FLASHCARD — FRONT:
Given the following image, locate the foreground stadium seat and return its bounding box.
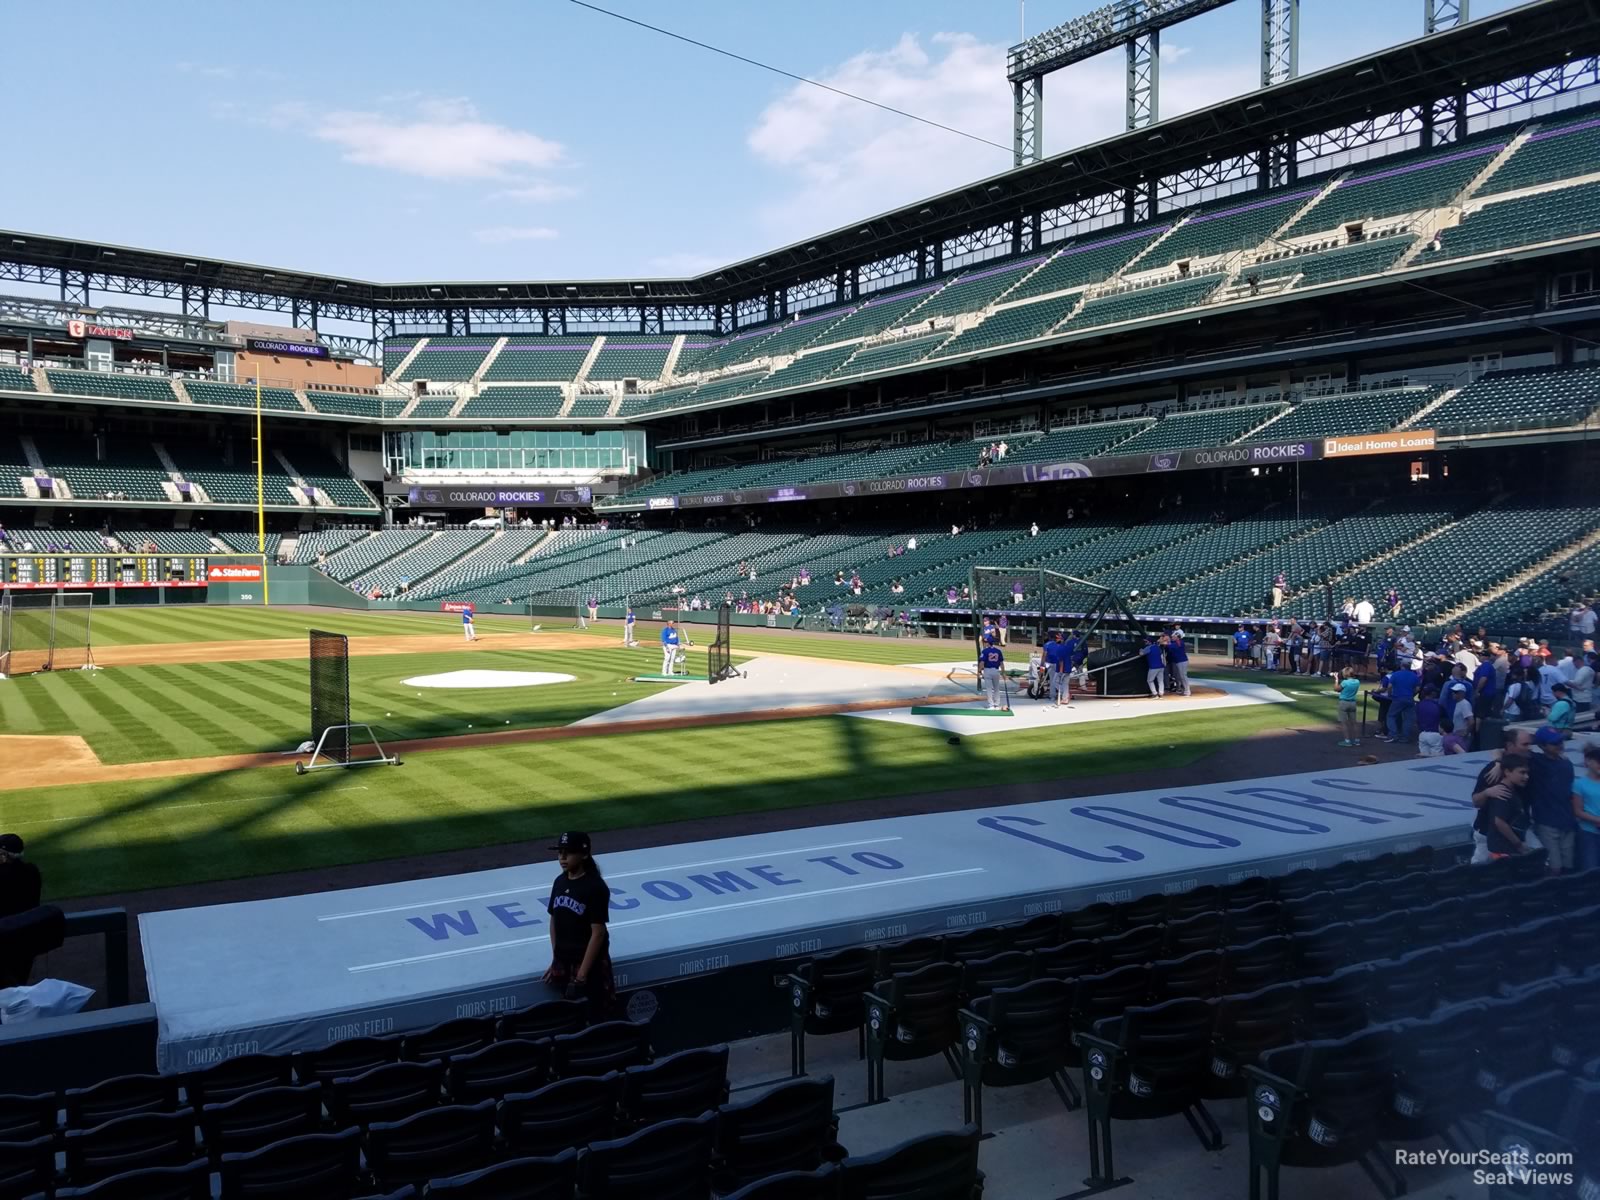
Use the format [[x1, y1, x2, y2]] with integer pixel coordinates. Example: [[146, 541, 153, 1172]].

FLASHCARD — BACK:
[[402, 1018, 495, 1063], [836, 1126, 983, 1200], [578, 1112, 717, 1200], [943, 928, 1005, 964], [618, 1045, 729, 1131], [1033, 939, 1099, 981], [445, 1039, 551, 1104], [721, 1164, 840, 1200], [1382, 1003, 1486, 1145], [327, 1061, 445, 1129], [494, 999, 588, 1044], [200, 1083, 325, 1165], [712, 1075, 844, 1193], [865, 962, 964, 1103], [497, 1074, 621, 1157], [421, 1148, 580, 1198], [1481, 1069, 1600, 1200], [0, 1094, 55, 1142], [63, 1074, 182, 1128], [1098, 925, 1166, 971], [1148, 948, 1223, 1001], [365, 1099, 497, 1190], [53, 1159, 211, 1199], [0, 1135, 55, 1200], [1219, 935, 1296, 996], [960, 977, 1080, 1133], [1362, 948, 1441, 1022], [549, 1021, 652, 1078], [787, 947, 874, 1076], [1551, 974, 1600, 1069], [958, 951, 1033, 1001], [993, 914, 1061, 951], [1245, 1027, 1400, 1200], [1295, 970, 1371, 1042], [219, 1127, 364, 1199], [63, 1109, 199, 1185], [1205, 981, 1301, 1100], [186, 1054, 296, 1107], [870, 936, 944, 981], [1078, 997, 1222, 1188], [295, 1036, 403, 1087], [1476, 985, 1565, 1097]]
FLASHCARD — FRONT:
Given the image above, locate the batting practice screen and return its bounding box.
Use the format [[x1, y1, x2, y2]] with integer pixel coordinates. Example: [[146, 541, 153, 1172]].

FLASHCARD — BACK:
[[308, 629, 351, 763], [709, 602, 733, 683]]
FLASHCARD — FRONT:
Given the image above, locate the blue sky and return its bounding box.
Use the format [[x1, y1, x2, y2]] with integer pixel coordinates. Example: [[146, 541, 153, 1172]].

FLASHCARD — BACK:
[[4, 0, 1521, 283]]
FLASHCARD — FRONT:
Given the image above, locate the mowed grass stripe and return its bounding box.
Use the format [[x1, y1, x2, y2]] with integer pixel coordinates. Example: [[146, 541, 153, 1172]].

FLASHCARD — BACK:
[[84, 606, 534, 647]]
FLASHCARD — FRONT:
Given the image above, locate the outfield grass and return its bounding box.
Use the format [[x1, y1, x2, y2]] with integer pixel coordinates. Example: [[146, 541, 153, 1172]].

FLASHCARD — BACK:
[[80, 606, 532, 646], [7, 671, 1343, 899], [0, 647, 678, 763], [569, 619, 985, 666]]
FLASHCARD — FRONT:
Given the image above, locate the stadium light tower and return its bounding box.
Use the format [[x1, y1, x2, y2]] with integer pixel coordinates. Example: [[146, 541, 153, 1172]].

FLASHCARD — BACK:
[[1425, 0, 1468, 33], [1007, 0, 1301, 164]]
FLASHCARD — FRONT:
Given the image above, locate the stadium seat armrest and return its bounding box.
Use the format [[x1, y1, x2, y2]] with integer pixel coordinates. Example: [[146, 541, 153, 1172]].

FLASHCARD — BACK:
[[1074, 1031, 1123, 1100], [1242, 1064, 1303, 1143], [864, 991, 898, 1047]]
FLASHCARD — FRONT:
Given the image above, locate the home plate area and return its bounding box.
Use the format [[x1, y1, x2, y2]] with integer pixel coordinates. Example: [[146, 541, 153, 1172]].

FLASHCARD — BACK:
[[848, 676, 1291, 735]]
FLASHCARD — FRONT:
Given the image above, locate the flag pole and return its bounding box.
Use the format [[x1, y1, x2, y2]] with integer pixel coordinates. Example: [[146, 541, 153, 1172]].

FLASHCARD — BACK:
[[256, 369, 270, 606]]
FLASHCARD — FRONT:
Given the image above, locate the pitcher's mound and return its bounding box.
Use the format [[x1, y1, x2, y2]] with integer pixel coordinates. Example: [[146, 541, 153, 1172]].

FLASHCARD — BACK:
[[402, 670, 576, 689]]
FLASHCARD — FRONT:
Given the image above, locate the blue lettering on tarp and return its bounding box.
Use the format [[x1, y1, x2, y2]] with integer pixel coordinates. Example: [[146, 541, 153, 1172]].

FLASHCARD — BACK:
[[977, 815, 1143, 863], [1311, 777, 1473, 811], [486, 902, 541, 929], [1226, 786, 1417, 825], [1409, 763, 1486, 780], [643, 880, 693, 902], [609, 887, 640, 911], [748, 864, 801, 886], [406, 911, 479, 941], [1160, 795, 1332, 834], [1072, 805, 1242, 849], [853, 852, 903, 870], [689, 871, 758, 896], [808, 856, 858, 875]]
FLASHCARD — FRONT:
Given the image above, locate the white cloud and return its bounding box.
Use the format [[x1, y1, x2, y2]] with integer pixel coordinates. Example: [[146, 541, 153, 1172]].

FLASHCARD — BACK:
[[745, 31, 1257, 243], [306, 96, 565, 181], [473, 226, 560, 244], [490, 182, 581, 203]]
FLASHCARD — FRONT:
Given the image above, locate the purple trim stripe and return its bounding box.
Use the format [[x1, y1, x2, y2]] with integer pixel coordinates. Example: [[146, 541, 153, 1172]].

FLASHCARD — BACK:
[[417, 343, 496, 351], [1061, 224, 1171, 257], [860, 281, 940, 306], [947, 252, 1049, 287], [1182, 188, 1318, 227], [1526, 115, 1600, 143], [1340, 142, 1504, 189], [595, 342, 674, 350], [500, 344, 593, 351]]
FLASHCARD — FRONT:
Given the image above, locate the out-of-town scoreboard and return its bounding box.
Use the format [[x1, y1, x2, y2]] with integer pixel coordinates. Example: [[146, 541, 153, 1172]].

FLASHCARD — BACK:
[[1, 553, 216, 589]]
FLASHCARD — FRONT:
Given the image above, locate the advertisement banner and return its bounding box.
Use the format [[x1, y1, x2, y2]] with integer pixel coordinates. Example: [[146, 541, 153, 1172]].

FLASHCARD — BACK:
[[406, 486, 594, 507], [66, 319, 135, 341], [206, 564, 263, 583], [1323, 430, 1436, 458], [440, 601, 476, 614]]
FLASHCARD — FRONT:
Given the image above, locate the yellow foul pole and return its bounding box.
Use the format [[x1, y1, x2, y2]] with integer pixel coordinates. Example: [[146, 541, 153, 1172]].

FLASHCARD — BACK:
[[255, 370, 270, 606]]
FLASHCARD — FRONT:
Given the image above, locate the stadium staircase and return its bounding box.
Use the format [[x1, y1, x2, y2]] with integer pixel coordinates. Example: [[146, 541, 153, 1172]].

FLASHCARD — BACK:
[[1398, 385, 1462, 428], [1431, 525, 1600, 630], [271, 451, 320, 508], [321, 530, 433, 585], [1453, 124, 1536, 205], [16, 435, 72, 500], [29, 367, 52, 393], [168, 377, 194, 404], [473, 337, 510, 383], [574, 337, 605, 382], [386, 337, 429, 383]]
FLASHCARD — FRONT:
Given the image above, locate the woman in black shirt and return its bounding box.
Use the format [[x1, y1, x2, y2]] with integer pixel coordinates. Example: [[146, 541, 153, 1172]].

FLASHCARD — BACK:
[[544, 832, 616, 1019]]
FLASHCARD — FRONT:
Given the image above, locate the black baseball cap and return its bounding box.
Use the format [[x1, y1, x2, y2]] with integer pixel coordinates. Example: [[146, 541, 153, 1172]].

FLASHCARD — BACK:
[[0, 833, 22, 854], [551, 831, 591, 853]]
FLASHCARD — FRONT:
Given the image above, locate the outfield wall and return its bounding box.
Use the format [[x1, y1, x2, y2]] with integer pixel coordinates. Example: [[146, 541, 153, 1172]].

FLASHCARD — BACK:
[[207, 565, 372, 609]]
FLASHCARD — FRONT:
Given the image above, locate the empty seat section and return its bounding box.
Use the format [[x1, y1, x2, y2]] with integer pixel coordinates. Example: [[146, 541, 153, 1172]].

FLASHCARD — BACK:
[[1006, 223, 1167, 302], [1248, 234, 1416, 288], [352, 530, 492, 594], [1242, 386, 1435, 441], [289, 529, 369, 562], [33, 435, 171, 501], [482, 338, 594, 382], [913, 254, 1050, 322], [820, 283, 941, 343], [45, 368, 178, 404], [1427, 362, 1600, 433], [324, 529, 432, 583], [1059, 275, 1222, 332], [1089, 513, 1313, 599], [586, 336, 674, 381], [1284, 130, 1508, 234], [404, 396, 461, 419], [738, 307, 854, 364], [0, 364, 36, 392], [1151, 186, 1320, 266], [185, 380, 303, 411], [1426, 182, 1600, 261], [935, 294, 1080, 357], [750, 344, 860, 394], [305, 390, 383, 418], [217, 531, 282, 559], [833, 333, 947, 378], [459, 386, 566, 419], [285, 447, 376, 510], [383, 339, 419, 378], [566, 393, 613, 418], [168, 442, 299, 505], [673, 328, 778, 376], [1110, 404, 1287, 454], [0, 433, 29, 498], [395, 340, 497, 382], [412, 528, 548, 595], [1483, 110, 1600, 194], [119, 530, 213, 554]]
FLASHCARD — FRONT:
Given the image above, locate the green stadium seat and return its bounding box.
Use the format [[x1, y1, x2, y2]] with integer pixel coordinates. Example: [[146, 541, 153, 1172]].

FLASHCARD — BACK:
[[45, 368, 178, 404], [1149, 186, 1319, 267], [482, 337, 596, 382], [1424, 182, 1600, 262], [396, 341, 498, 382], [1483, 110, 1600, 195], [913, 254, 1051, 322], [291, 529, 370, 563], [217, 531, 282, 559], [566, 393, 613, 419], [383, 340, 420, 378], [1242, 387, 1436, 442], [833, 333, 949, 378], [1245, 234, 1416, 289], [352, 530, 495, 594], [285, 446, 377, 510], [32, 435, 172, 502], [185, 380, 303, 411], [1111, 404, 1287, 455], [934, 294, 1080, 359], [306, 390, 384, 418], [1058, 274, 1223, 334], [403, 397, 461, 419], [0, 365, 36, 393], [586, 336, 675, 381], [0, 432, 31, 498], [1005, 224, 1167, 303], [819, 284, 942, 344], [459, 386, 566, 419], [1425, 362, 1600, 434], [118, 529, 212, 554]]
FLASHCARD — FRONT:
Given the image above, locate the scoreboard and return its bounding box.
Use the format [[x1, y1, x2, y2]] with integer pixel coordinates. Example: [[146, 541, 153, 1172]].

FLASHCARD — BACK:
[[1, 554, 213, 589]]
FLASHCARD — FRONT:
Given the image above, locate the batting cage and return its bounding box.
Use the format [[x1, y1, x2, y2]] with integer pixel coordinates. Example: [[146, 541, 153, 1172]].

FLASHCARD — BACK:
[[0, 592, 96, 677], [708, 602, 736, 684], [970, 565, 1146, 697], [298, 629, 400, 774]]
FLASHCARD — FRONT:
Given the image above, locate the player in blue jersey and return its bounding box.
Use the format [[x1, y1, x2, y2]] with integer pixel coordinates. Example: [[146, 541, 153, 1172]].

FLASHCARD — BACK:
[[1144, 634, 1168, 697], [660, 619, 680, 676], [623, 606, 637, 647], [979, 635, 1006, 710], [461, 607, 476, 643]]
